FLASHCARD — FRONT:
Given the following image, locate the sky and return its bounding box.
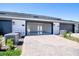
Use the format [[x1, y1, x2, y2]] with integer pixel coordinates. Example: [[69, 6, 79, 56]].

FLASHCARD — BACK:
[[0, 3, 79, 21]]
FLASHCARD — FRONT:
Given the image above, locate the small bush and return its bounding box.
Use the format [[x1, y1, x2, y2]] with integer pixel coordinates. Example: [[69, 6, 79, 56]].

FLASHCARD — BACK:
[[63, 31, 72, 38], [6, 38, 15, 50], [0, 36, 22, 56], [68, 32, 72, 37], [63, 32, 68, 38]]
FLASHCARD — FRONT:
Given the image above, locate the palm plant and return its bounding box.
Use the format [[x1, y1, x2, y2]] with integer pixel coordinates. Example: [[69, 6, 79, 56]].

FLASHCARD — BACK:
[[6, 38, 15, 50]]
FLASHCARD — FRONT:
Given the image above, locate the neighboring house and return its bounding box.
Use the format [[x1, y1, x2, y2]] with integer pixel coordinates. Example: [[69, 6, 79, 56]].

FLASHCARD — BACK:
[[0, 11, 79, 36]]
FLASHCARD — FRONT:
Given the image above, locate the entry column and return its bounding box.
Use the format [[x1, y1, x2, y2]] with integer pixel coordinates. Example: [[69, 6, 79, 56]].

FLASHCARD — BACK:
[[74, 24, 78, 33], [53, 22, 60, 35]]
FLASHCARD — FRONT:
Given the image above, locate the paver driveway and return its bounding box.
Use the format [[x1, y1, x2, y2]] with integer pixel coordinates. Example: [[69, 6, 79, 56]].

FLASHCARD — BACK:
[[22, 35, 79, 56]]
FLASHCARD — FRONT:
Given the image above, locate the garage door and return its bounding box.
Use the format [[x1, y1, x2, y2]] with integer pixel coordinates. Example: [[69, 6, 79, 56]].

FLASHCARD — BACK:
[[26, 22, 52, 35], [0, 20, 12, 35], [60, 23, 74, 33]]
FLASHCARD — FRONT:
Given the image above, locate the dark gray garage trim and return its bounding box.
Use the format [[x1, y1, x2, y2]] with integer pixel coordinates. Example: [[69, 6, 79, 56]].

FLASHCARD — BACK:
[[0, 19, 12, 35], [60, 23, 75, 33]]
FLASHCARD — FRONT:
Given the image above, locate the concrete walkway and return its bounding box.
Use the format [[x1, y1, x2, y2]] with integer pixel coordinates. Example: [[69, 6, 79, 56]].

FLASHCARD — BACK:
[[22, 35, 79, 56]]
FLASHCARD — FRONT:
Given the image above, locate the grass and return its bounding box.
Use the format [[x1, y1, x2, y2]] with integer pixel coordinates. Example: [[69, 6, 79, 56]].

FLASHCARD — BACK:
[[0, 48, 21, 56], [63, 32, 79, 43], [66, 36, 79, 43]]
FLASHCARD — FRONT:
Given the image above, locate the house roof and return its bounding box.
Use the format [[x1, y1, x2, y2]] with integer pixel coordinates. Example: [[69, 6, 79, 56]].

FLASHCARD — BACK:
[[0, 11, 79, 24], [0, 11, 61, 20]]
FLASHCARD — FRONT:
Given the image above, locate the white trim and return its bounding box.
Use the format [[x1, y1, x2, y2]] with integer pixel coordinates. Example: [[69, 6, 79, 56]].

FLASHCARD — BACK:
[[0, 15, 79, 24]]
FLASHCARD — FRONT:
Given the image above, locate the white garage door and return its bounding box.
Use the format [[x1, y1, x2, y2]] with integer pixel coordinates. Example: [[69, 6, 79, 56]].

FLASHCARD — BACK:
[[27, 22, 52, 35]]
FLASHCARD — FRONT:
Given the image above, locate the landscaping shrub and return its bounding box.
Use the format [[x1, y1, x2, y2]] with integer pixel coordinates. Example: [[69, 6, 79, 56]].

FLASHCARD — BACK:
[[0, 36, 22, 56], [63, 31, 72, 38], [63, 31, 68, 38], [6, 38, 15, 50], [67, 32, 72, 37]]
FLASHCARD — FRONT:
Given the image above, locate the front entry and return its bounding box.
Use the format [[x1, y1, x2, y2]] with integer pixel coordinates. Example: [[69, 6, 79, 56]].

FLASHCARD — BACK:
[[26, 22, 52, 35]]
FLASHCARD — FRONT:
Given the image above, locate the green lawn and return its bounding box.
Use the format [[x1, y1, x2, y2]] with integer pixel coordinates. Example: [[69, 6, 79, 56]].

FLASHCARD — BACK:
[[0, 48, 21, 56], [65, 36, 79, 43], [63, 32, 79, 43]]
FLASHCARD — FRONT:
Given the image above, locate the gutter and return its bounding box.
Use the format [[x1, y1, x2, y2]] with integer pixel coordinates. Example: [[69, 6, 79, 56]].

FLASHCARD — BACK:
[[0, 15, 79, 24]]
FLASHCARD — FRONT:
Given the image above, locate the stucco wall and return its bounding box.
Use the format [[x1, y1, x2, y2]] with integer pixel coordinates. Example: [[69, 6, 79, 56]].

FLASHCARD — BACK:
[[11, 19, 79, 36], [74, 24, 78, 33], [12, 20, 25, 36], [53, 22, 60, 35]]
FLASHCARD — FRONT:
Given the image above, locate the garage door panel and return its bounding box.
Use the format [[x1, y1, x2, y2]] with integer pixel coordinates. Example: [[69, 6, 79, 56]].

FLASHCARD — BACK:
[[0, 20, 12, 35], [27, 22, 52, 35], [60, 23, 74, 32]]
